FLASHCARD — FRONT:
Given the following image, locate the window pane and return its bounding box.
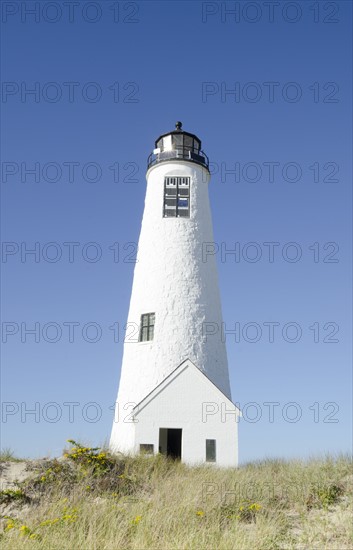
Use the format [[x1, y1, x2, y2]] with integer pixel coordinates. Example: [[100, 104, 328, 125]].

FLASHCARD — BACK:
[[193, 139, 200, 152], [140, 444, 154, 454], [163, 136, 172, 151], [165, 198, 176, 208], [178, 188, 189, 197], [178, 198, 188, 208], [206, 439, 216, 462], [141, 314, 149, 327], [164, 209, 176, 217], [173, 134, 183, 147], [184, 135, 193, 149], [178, 209, 189, 218]]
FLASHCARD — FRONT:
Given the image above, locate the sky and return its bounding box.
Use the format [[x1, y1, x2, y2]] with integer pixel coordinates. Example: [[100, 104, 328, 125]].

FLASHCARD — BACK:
[[1, 0, 352, 464]]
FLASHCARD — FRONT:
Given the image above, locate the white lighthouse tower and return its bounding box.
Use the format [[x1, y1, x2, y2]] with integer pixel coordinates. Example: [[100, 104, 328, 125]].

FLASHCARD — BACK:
[[110, 123, 240, 467]]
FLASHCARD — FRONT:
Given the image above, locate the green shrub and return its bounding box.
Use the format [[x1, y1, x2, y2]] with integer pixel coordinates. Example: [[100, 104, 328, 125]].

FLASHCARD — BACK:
[[306, 482, 343, 509], [0, 489, 29, 505]]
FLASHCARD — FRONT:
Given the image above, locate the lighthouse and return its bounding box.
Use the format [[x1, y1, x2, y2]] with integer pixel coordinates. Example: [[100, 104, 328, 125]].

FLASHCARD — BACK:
[[110, 123, 240, 467]]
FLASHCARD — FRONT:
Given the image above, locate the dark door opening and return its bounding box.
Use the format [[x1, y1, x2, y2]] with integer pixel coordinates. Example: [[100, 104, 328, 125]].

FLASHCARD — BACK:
[[159, 428, 182, 460]]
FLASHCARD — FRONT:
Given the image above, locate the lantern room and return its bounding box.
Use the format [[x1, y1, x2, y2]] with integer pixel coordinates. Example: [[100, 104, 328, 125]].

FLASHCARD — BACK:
[[147, 121, 209, 171]]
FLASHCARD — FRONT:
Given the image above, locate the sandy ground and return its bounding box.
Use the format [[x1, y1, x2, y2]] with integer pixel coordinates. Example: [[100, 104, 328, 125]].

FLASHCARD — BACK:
[[0, 461, 30, 490]]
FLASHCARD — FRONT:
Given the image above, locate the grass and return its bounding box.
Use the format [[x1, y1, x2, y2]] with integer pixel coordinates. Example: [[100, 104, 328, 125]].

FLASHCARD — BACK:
[[0, 441, 352, 549], [0, 449, 23, 463]]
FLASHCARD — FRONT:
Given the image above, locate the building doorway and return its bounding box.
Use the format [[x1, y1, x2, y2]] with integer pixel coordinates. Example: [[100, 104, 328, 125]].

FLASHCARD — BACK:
[[159, 428, 182, 460]]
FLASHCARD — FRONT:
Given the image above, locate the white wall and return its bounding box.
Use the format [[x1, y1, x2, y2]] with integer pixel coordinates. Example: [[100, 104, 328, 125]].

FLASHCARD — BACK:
[[134, 363, 239, 467], [111, 159, 233, 454]]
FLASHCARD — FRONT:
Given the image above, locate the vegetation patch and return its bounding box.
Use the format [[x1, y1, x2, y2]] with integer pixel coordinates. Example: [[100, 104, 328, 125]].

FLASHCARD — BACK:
[[0, 449, 22, 463], [0, 444, 351, 549], [306, 482, 344, 509], [0, 489, 30, 506]]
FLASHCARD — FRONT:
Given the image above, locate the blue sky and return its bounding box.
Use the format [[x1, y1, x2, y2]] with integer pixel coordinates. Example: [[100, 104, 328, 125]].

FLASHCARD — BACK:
[[1, 1, 352, 463]]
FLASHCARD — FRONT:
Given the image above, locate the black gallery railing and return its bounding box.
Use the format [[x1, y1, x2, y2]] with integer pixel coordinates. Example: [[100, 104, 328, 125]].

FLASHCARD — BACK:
[[147, 148, 209, 170]]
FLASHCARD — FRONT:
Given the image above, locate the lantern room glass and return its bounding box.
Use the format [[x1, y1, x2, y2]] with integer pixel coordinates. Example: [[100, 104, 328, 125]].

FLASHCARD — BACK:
[[148, 123, 209, 171], [156, 134, 201, 154]]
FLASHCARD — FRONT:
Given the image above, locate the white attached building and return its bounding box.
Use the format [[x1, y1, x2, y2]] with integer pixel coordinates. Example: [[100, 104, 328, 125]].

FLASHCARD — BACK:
[[110, 123, 240, 466]]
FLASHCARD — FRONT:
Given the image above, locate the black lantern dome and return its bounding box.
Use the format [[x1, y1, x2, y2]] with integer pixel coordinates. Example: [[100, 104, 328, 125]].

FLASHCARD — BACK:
[[147, 122, 209, 171]]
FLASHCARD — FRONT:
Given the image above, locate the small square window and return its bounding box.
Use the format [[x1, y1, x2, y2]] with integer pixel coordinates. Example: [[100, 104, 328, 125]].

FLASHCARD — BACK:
[[139, 313, 155, 342], [140, 444, 154, 455], [206, 439, 216, 462]]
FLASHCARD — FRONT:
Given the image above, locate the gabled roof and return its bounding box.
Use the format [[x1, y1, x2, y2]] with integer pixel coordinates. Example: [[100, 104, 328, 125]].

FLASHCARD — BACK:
[[132, 359, 241, 417]]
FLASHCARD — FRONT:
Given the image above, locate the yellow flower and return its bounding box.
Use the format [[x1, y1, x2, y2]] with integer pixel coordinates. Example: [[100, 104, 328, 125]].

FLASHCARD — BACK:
[[196, 510, 205, 517], [132, 515, 142, 525], [19, 525, 31, 536], [5, 522, 15, 531], [249, 503, 262, 511], [40, 518, 60, 527], [41, 476, 46, 482]]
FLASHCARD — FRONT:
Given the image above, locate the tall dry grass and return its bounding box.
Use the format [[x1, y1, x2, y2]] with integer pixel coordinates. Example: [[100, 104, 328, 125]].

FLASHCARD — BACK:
[[0, 442, 352, 549]]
